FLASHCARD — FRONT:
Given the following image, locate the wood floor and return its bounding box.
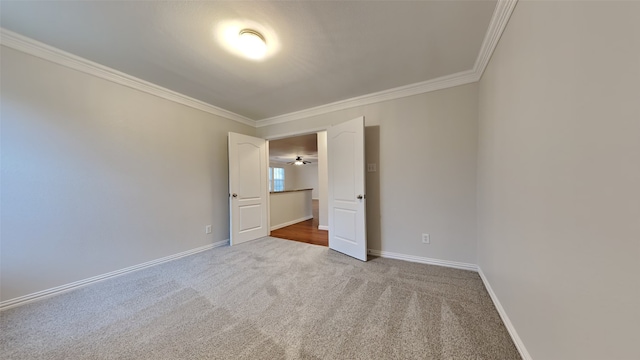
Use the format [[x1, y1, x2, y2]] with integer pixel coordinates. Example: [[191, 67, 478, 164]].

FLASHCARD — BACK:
[[270, 200, 328, 247]]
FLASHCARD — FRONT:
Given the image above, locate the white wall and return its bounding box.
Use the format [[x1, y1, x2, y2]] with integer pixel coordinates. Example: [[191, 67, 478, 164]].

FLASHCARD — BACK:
[[269, 190, 313, 230], [294, 163, 319, 199], [258, 84, 479, 265], [268, 162, 299, 191], [0, 46, 256, 302], [477, 2, 640, 359], [269, 161, 319, 197], [317, 131, 328, 228]]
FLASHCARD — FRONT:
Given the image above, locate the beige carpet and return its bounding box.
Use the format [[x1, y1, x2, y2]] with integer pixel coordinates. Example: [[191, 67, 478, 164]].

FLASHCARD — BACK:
[[0, 237, 520, 359]]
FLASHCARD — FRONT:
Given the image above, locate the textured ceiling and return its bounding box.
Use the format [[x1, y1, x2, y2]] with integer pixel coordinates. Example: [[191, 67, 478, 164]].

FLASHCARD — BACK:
[[0, 0, 497, 120], [269, 133, 318, 164]]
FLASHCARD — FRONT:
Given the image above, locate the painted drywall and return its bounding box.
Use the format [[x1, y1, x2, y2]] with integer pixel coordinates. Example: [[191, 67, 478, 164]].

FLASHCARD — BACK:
[[317, 131, 328, 229], [294, 164, 319, 199], [269, 161, 318, 198], [0, 46, 256, 302], [258, 83, 479, 264], [268, 162, 300, 191], [269, 190, 313, 230], [477, 2, 640, 360]]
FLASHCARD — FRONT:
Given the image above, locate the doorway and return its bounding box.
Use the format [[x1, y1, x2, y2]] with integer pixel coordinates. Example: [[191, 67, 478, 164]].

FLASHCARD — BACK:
[[268, 132, 328, 246], [270, 199, 326, 246], [229, 116, 367, 261]]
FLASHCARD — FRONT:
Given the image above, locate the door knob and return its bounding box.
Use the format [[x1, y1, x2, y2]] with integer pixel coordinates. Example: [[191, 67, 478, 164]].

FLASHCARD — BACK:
[[232, 193, 238, 198], [357, 194, 364, 200]]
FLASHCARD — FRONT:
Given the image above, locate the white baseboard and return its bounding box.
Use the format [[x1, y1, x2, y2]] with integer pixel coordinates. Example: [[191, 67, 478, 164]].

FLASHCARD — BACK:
[[270, 216, 313, 231], [367, 249, 477, 272], [368, 250, 530, 358], [0, 239, 229, 311], [318, 225, 329, 231], [477, 267, 532, 360]]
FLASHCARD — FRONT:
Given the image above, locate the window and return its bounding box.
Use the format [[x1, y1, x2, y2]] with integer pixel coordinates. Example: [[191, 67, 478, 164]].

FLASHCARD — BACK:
[[269, 167, 285, 191]]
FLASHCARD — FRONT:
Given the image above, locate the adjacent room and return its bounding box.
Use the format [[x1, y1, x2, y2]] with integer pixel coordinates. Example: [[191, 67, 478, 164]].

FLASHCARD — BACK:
[[1, 1, 638, 360], [268, 133, 328, 247]]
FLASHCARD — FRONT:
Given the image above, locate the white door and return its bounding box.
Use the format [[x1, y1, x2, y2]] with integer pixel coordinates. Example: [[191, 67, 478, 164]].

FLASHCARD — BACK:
[[228, 132, 269, 245], [328, 116, 367, 261]]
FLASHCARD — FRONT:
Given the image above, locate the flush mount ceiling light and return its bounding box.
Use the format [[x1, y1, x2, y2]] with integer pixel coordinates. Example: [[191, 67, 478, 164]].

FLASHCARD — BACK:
[[216, 20, 280, 61], [287, 156, 311, 166], [238, 29, 267, 60]]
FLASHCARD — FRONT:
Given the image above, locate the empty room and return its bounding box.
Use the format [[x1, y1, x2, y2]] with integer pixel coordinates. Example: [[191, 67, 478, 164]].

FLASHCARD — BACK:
[[1, 1, 638, 359]]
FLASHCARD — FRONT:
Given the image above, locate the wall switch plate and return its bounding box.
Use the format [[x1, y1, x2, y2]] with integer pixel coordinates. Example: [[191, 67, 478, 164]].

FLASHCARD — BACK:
[[367, 163, 377, 172], [205, 225, 212, 234], [422, 233, 430, 244]]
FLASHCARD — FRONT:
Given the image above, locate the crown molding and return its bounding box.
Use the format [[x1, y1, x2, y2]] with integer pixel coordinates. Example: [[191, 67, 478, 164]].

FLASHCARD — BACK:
[[256, 69, 478, 128], [472, 0, 518, 79], [255, 0, 518, 128], [0, 28, 256, 128], [1, 0, 517, 130]]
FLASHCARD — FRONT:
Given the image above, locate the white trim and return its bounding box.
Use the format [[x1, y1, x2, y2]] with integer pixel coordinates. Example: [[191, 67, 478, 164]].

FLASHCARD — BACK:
[[0, 1, 517, 130], [255, 69, 478, 127], [263, 126, 329, 141], [0, 240, 229, 311], [255, 0, 518, 128], [367, 249, 530, 358], [270, 216, 313, 231], [478, 267, 533, 360], [368, 249, 477, 272], [318, 225, 329, 231], [0, 28, 255, 127], [472, 0, 518, 80]]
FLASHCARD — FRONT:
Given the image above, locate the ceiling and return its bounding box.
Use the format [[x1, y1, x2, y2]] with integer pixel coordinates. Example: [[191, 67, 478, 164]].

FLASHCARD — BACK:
[[0, 0, 498, 121], [269, 133, 318, 164]]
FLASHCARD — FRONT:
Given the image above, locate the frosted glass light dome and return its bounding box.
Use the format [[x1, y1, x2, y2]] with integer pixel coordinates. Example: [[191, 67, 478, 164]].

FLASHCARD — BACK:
[[238, 29, 267, 60]]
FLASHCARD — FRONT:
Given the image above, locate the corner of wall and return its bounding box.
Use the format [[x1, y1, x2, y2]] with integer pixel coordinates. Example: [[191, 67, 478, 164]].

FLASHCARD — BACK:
[[477, 266, 533, 360]]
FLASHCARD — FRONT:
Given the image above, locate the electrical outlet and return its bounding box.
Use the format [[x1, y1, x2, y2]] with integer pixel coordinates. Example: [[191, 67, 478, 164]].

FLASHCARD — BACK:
[[422, 233, 430, 244], [205, 225, 212, 234], [367, 163, 377, 172]]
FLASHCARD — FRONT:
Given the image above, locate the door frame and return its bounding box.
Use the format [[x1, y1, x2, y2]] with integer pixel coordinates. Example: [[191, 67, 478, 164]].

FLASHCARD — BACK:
[[264, 121, 368, 261], [264, 127, 329, 235]]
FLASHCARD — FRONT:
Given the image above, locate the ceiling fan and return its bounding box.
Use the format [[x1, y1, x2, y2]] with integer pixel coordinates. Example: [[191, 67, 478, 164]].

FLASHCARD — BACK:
[[287, 156, 311, 166]]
